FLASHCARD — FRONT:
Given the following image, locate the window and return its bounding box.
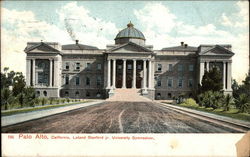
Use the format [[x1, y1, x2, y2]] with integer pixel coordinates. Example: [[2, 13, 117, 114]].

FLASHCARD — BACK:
[[188, 79, 193, 87], [157, 64, 162, 71], [137, 64, 142, 70], [86, 91, 90, 97], [86, 77, 90, 86], [96, 92, 101, 98], [97, 63, 101, 70], [65, 91, 69, 97], [168, 78, 173, 87], [168, 93, 172, 98], [43, 91, 47, 97], [65, 75, 69, 85], [75, 62, 80, 70], [75, 91, 79, 97], [36, 91, 40, 97], [178, 78, 183, 88], [178, 64, 183, 72], [157, 93, 161, 99], [86, 63, 91, 70], [65, 62, 69, 70], [127, 64, 132, 70], [189, 65, 194, 72], [118, 65, 122, 69], [168, 64, 173, 71], [75, 76, 80, 85], [96, 76, 101, 86], [157, 79, 161, 87]]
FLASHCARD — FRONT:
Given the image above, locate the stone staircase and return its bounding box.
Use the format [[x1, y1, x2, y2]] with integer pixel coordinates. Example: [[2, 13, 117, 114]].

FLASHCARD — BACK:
[[106, 88, 151, 102]]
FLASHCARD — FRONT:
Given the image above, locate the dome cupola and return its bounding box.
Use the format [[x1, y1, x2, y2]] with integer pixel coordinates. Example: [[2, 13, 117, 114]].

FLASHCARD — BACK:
[[115, 22, 145, 45]]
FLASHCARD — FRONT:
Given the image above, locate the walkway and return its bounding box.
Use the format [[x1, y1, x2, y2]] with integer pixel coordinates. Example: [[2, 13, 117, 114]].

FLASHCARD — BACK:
[[2, 101, 246, 133], [1, 100, 104, 127]]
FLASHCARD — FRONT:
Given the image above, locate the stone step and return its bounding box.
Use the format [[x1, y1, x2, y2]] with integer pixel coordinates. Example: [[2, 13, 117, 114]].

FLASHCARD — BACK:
[[107, 88, 151, 102]]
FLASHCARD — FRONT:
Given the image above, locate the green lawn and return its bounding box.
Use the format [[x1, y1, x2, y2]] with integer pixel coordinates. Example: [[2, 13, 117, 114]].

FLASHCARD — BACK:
[[169, 102, 250, 122], [1, 101, 90, 116]]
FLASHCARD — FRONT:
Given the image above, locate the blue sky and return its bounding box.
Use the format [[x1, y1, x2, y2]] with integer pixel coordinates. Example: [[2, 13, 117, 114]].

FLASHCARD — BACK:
[[1, 1, 249, 82]]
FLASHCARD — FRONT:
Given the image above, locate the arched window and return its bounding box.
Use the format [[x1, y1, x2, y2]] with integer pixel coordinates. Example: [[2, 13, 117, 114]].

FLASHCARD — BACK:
[[65, 91, 69, 97], [168, 93, 172, 98], [36, 91, 40, 97], [86, 91, 90, 97], [157, 93, 161, 99], [75, 91, 79, 98], [43, 91, 47, 97], [96, 92, 101, 98]]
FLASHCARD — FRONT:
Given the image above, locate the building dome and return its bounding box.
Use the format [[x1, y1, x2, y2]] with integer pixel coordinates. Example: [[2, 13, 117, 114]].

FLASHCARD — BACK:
[[115, 22, 145, 45]]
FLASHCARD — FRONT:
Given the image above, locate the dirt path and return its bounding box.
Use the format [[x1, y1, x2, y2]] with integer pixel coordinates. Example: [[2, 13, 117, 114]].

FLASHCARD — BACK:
[[2, 101, 239, 133]]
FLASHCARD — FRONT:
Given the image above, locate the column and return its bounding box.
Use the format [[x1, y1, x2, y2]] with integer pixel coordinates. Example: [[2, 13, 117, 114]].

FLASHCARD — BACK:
[[112, 59, 116, 88], [148, 60, 152, 89], [207, 61, 210, 71], [132, 59, 137, 88], [143, 59, 147, 89], [122, 59, 126, 88], [107, 59, 111, 88], [223, 62, 226, 90], [32, 59, 36, 86], [227, 62, 232, 90], [49, 59, 53, 87], [26, 59, 31, 86], [199, 62, 205, 84], [152, 61, 155, 88]]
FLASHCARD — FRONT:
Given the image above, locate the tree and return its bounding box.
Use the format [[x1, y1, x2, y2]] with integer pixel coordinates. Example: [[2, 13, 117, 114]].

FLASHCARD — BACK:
[[200, 67, 223, 93], [1, 88, 12, 110], [12, 72, 26, 97]]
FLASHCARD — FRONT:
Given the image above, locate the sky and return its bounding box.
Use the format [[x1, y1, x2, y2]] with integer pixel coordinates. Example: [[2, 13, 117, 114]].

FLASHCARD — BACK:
[[1, 1, 249, 83]]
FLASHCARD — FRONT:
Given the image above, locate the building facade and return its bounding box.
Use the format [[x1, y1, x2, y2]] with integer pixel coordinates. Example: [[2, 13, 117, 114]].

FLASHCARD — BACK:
[[25, 22, 234, 100]]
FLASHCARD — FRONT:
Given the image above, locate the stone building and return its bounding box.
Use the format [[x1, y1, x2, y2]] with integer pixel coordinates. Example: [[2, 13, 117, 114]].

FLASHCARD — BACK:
[[25, 22, 234, 100]]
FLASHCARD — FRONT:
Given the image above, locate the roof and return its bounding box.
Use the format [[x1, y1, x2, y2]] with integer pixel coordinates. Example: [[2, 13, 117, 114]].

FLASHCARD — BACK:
[[62, 44, 99, 50], [161, 45, 198, 51], [115, 22, 145, 40], [199, 45, 234, 56], [24, 42, 60, 53], [107, 41, 153, 53]]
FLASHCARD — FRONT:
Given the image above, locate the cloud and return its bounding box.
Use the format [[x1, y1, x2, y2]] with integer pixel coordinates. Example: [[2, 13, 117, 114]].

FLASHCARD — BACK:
[[1, 2, 118, 76], [134, 2, 249, 82], [221, 1, 249, 28], [56, 2, 118, 47]]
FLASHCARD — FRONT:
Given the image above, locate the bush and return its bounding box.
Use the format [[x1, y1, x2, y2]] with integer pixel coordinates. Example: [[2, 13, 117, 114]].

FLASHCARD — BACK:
[[198, 91, 224, 109], [235, 94, 250, 113], [56, 99, 60, 104], [49, 98, 54, 104], [182, 98, 199, 107], [61, 99, 66, 103], [66, 98, 70, 103], [41, 98, 47, 106]]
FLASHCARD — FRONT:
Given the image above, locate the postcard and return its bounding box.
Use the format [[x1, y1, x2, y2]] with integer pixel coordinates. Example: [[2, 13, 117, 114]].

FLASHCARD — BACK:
[[1, 1, 249, 157]]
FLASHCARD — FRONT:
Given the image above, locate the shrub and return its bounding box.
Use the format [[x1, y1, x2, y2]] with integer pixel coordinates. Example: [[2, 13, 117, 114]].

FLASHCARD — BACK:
[[66, 98, 70, 103], [198, 91, 224, 109], [61, 99, 66, 103], [182, 98, 199, 107], [235, 94, 250, 113], [49, 97, 54, 104], [41, 98, 47, 106], [56, 99, 60, 104]]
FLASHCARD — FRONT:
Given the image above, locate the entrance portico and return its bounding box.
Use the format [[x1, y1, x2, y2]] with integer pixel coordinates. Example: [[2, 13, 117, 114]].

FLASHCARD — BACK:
[[107, 58, 153, 90]]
